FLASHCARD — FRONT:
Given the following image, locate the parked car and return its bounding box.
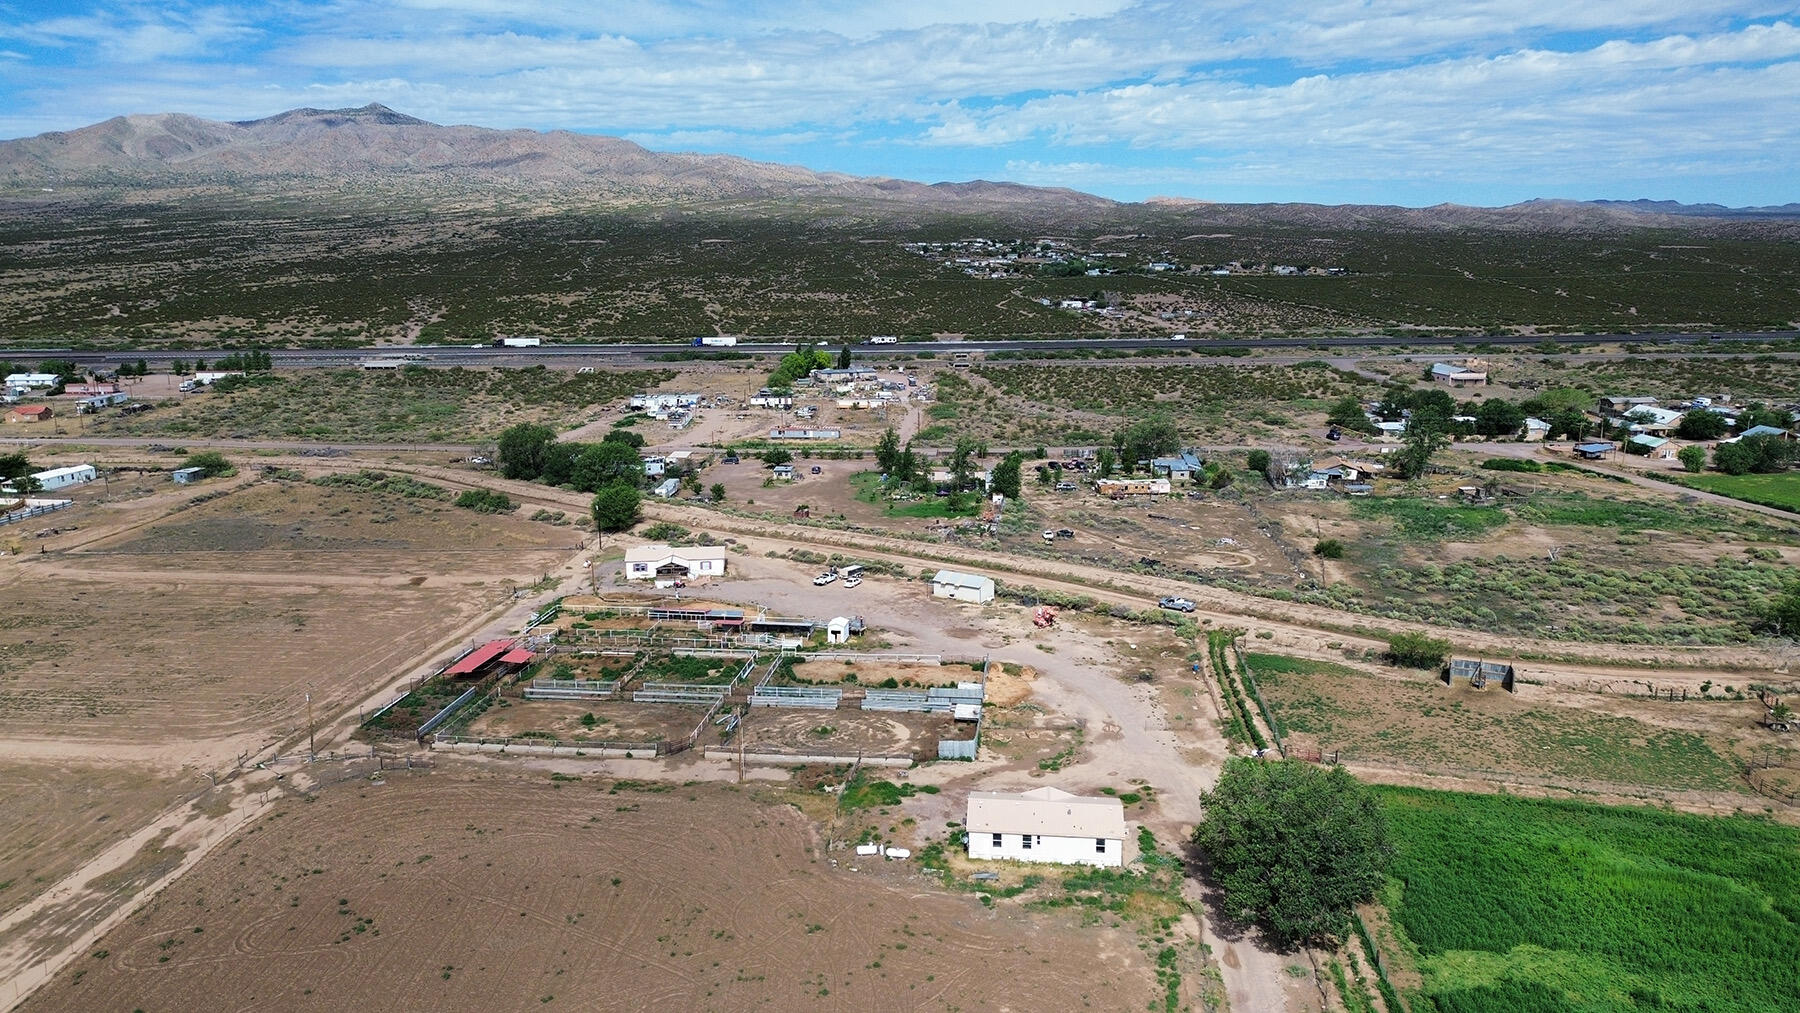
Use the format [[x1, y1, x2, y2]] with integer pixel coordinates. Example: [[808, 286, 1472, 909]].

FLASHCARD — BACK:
[[1157, 596, 1196, 613], [722, 454, 739, 464], [812, 571, 838, 586], [842, 576, 862, 589], [1326, 427, 1343, 441], [810, 466, 822, 475], [1055, 481, 1076, 492], [1042, 529, 1057, 542]]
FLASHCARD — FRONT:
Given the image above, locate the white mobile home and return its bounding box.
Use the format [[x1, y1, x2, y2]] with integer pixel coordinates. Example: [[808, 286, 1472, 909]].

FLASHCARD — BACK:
[[29, 464, 97, 491], [966, 786, 1126, 868], [931, 569, 995, 604]]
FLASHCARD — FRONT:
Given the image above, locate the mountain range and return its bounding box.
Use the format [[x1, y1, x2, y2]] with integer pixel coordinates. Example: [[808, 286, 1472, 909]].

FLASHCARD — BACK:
[[2, 103, 1795, 228]]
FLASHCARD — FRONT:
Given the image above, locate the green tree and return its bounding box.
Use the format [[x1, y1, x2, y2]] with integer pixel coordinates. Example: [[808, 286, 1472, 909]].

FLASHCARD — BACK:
[[991, 451, 1024, 499], [1676, 410, 1728, 441], [0, 452, 34, 487], [184, 451, 235, 478], [1520, 387, 1595, 418], [949, 436, 980, 492], [894, 442, 918, 484], [761, 448, 793, 469], [1715, 434, 1797, 476], [454, 488, 514, 513], [709, 482, 726, 503], [539, 441, 582, 487], [1120, 415, 1181, 469], [1547, 407, 1590, 440], [1095, 447, 1117, 478], [590, 482, 642, 532], [602, 428, 646, 449], [1396, 408, 1450, 479], [1326, 396, 1376, 435], [874, 427, 902, 476], [1736, 403, 1790, 433], [836, 345, 851, 370], [171, 359, 190, 376], [1473, 398, 1525, 438], [1192, 759, 1392, 948], [1763, 584, 1800, 638], [497, 423, 557, 481], [572, 441, 644, 492], [1677, 444, 1707, 473], [1386, 631, 1450, 668], [1246, 449, 1272, 476]]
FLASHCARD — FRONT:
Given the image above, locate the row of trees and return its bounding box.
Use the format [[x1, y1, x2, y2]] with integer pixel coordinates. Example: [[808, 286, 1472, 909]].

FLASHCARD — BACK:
[[496, 422, 651, 533]]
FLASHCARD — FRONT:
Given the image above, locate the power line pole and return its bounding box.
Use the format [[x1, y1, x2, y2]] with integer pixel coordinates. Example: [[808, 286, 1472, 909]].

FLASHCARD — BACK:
[[306, 691, 316, 761]]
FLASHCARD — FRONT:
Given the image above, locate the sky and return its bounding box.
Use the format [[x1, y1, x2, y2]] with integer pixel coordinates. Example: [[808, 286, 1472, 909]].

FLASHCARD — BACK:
[[1, 1, 1797, 206]]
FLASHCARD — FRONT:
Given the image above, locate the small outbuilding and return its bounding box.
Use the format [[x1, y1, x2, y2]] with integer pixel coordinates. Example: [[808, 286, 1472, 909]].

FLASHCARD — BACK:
[[171, 466, 206, 484], [4, 405, 52, 424], [826, 616, 852, 644], [931, 569, 995, 604], [966, 786, 1127, 868], [1573, 441, 1617, 460]]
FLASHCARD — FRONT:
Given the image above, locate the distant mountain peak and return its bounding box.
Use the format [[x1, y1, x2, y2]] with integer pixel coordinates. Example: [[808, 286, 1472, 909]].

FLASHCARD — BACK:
[[232, 103, 431, 128]]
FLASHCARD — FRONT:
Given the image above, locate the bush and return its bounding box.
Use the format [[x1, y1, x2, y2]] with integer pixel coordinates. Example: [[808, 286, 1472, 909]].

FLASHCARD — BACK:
[[454, 488, 515, 513], [1313, 538, 1345, 559], [1480, 458, 1542, 473], [1385, 631, 1450, 669], [590, 481, 642, 532], [184, 451, 235, 478], [1678, 445, 1707, 473], [1246, 449, 1272, 476]]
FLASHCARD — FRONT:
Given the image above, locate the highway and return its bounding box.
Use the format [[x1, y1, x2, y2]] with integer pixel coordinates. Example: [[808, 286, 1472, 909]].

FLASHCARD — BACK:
[[14, 329, 1799, 369]]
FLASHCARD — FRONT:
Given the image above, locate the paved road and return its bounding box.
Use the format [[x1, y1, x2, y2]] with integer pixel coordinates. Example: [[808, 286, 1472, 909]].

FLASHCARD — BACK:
[[15, 328, 1800, 369]]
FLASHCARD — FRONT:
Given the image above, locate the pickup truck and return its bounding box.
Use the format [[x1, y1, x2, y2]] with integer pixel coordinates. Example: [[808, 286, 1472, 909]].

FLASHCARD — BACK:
[[1157, 596, 1196, 613], [812, 571, 838, 586]]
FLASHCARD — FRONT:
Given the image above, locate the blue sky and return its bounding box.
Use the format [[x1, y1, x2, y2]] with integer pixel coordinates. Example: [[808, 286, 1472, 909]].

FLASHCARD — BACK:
[[2, 1, 1797, 206]]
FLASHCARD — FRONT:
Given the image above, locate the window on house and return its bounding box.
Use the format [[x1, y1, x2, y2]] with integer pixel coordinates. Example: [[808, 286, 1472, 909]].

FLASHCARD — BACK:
[[991, 833, 1002, 848], [1021, 835, 1033, 850], [1096, 838, 1107, 853]]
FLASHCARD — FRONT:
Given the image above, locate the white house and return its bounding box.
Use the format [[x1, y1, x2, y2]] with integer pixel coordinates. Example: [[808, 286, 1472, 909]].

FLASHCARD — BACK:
[[1522, 416, 1551, 442], [30, 464, 97, 491], [966, 786, 1127, 868], [652, 477, 680, 497], [642, 456, 666, 478], [624, 544, 728, 585], [4, 373, 59, 392], [193, 370, 244, 385], [931, 569, 995, 604]]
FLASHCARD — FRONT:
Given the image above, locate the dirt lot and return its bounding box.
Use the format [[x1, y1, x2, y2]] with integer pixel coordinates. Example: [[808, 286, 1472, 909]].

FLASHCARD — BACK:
[[0, 762, 194, 923], [741, 709, 959, 759], [33, 772, 1153, 1012], [468, 699, 707, 745], [783, 658, 979, 688]]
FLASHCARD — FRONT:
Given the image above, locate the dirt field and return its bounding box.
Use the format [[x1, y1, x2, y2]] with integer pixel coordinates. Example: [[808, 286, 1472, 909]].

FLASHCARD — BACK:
[[33, 772, 1154, 1012], [741, 709, 957, 759], [783, 658, 979, 688], [0, 762, 194, 923], [467, 699, 708, 745], [0, 478, 571, 759]]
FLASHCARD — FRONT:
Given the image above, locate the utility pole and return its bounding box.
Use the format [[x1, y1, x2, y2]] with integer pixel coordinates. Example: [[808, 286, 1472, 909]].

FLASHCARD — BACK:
[[306, 691, 316, 761]]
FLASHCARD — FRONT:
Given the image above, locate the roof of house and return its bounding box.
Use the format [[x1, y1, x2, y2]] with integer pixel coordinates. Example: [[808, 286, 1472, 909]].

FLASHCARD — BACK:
[[1626, 406, 1684, 428], [1739, 424, 1790, 439], [1629, 434, 1670, 448], [932, 569, 994, 590], [1574, 441, 1616, 453], [966, 786, 1127, 839], [448, 638, 515, 676], [32, 465, 95, 480], [624, 543, 728, 564], [8, 405, 50, 417], [1524, 416, 1549, 429], [498, 648, 536, 666], [1430, 362, 1485, 376]]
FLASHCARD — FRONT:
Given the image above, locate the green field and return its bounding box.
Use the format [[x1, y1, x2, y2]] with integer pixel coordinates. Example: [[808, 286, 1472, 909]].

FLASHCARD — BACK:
[[1377, 788, 1800, 1013], [1677, 471, 1800, 513], [1248, 660, 1742, 792]]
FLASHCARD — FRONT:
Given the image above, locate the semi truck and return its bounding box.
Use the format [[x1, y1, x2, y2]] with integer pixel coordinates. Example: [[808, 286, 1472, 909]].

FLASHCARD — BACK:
[[867, 335, 899, 344], [493, 337, 543, 347], [692, 336, 739, 347]]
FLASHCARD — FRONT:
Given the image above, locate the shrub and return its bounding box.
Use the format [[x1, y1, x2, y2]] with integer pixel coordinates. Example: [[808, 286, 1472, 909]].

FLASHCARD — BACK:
[[184, 450, 235, 478], [1313, 538, 1346, 559], [1480, 458, 1542, 473], [1385, 631, 1450, 669], [454, 488, 515, 513]]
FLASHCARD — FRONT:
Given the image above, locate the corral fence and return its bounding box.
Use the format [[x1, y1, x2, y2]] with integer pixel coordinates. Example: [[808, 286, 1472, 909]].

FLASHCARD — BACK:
[[417, 684, 483, 739], [702, 746, 913, 768], [523, 678, 617, 701], [1746, 761, 1800, 805], [936, 658, 988, 761], [633, 682, 731, 704], [793, 651, 945, 664], [750, 685, 842, 709], [433, 733, 667, 757]]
